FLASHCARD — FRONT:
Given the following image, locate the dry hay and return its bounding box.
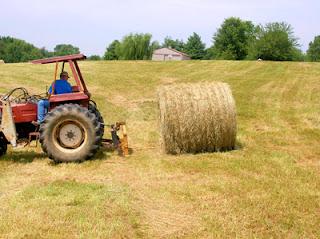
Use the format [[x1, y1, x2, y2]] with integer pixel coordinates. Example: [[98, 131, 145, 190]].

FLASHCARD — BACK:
[[0, 60, 4, 64], [157, 82, 237, 154], [161, 77, 179, 83]]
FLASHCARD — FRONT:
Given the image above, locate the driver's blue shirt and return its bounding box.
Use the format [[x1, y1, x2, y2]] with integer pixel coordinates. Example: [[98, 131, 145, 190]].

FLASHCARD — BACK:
[[37, 79, 72, 123], [49, 79, 72, 95]]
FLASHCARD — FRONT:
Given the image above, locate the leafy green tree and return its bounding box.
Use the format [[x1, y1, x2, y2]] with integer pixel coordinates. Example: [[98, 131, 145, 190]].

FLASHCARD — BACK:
[[0, 36, 14, 45], [0, 41, 6, 60], [245, 21, 256, 42], [292, 48, 305, 62], [245, 21, 258, 60], [103, 40, 120, 60], [116, 33, 158, 60], [213, 17, 253, 60], [249, 22, 299, 61], [162, 36, 185, 52], [54, 44, 80, 56], [5, 42, 23, 63], [87, 55, 101, 61], [0, 36, 52, 62], [4, 39, 39, 62], [23, 48, 43, 62], [203, 46, 218, 60], [184, 32, 206, 59], [306, 35, 320, 62], [39, 47, 54, 58]]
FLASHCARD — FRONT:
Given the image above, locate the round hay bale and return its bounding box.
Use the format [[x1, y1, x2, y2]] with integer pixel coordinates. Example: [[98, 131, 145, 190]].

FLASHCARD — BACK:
[[157, 82, 237, 154], [0, 60, 4, 64]]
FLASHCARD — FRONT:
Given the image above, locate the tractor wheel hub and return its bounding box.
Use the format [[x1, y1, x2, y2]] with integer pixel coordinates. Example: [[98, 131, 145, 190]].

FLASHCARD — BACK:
[[58, 122, 84, 148]]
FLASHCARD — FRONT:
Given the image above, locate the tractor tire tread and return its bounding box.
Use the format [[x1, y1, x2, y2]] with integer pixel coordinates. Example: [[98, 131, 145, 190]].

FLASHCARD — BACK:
[[39, 103, 102, 163]]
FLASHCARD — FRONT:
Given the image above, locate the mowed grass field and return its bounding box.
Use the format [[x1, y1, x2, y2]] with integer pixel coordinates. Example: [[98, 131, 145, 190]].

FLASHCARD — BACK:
[[0, 60, 319, 238]]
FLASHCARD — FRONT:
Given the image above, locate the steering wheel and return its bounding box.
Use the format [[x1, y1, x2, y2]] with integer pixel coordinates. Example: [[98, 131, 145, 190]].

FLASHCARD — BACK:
[[31, 94, 48, 101], [10, 93, 27, 104]]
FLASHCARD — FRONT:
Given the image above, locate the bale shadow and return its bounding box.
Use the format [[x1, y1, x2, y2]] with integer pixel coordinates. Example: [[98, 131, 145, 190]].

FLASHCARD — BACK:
[[234, 141, 244, 150], [216, 141, 244, 153], [184, 140, 244, 155]]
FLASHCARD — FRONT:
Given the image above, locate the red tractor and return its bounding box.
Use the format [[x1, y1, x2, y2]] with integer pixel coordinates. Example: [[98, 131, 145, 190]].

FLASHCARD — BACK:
[[0, 54, 128, 163]]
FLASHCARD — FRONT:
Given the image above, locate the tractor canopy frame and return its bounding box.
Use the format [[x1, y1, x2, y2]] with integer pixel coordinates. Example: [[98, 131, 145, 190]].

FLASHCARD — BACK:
[[31, 54, 90, 108]]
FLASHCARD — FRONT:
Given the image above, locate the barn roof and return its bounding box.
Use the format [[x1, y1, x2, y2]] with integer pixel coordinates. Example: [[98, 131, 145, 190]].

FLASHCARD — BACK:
[[154, 47, 190, 57]]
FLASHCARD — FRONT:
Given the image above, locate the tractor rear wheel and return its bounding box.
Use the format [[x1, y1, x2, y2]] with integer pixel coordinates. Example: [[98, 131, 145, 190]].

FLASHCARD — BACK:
[[39, 104, 102, 163], [89, 103, 104, 137]]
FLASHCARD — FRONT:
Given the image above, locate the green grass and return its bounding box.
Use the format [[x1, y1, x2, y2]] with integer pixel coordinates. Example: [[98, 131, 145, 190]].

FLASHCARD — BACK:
[[0, 60, 319, 238]]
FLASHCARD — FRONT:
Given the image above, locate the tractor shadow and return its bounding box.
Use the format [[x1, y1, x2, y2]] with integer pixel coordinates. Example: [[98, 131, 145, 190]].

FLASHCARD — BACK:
[[93, 148, 116, 160], [0, 148, 118, 165], [0, 151, 47, 164], [48, 148, 115, 165]]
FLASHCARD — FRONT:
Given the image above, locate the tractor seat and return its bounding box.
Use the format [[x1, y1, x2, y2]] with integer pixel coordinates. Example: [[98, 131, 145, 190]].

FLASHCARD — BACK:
[[71, 86, 79, 92]]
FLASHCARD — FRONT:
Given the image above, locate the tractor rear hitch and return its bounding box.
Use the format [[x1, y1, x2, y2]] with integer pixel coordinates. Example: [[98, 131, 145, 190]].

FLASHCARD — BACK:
[[101, 122, 129, 156]]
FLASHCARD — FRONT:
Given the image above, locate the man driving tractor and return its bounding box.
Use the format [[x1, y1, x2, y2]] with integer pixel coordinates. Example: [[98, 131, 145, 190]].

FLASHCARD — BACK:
[[0, 54, 129, 163], [32, 71, 72, 126]]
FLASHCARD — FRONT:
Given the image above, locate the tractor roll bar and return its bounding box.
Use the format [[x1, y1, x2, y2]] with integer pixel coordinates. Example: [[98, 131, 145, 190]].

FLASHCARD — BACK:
[[30, 54, 87, 64], [31, 54, 88, 94]]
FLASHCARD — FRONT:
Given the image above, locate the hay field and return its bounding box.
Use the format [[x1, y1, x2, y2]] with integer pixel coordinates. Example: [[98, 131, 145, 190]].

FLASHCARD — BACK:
[[0, 60, 319, 238]]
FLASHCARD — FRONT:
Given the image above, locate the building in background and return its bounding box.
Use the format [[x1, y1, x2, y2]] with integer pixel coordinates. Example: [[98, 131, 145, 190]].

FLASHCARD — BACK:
[[152, 46, 191, 61]]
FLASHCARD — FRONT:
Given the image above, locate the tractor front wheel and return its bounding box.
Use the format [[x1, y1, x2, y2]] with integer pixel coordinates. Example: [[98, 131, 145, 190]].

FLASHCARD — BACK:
[[39, 104, 102, 163], [0, 140, 7, 157]]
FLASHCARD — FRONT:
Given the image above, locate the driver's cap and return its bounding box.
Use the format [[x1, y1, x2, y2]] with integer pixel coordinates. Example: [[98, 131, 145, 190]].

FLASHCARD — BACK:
[[60, 71, 70, 78]]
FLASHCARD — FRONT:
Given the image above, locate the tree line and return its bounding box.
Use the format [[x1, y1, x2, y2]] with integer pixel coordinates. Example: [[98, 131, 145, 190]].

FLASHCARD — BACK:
[[0, 36, 80, 63], [1, 17, 320, 62]]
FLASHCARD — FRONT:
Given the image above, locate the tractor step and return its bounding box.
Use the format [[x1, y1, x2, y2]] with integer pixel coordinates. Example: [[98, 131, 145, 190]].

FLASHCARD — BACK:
[[28, 132, 40, 147]]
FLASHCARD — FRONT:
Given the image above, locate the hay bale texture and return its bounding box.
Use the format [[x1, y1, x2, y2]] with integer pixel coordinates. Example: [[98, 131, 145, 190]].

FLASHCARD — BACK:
[[157, 82, 237, 154]]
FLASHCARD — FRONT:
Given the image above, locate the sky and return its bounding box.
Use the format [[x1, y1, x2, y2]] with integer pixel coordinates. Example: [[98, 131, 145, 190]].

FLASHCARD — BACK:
[[1, 0, 319, 56]]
